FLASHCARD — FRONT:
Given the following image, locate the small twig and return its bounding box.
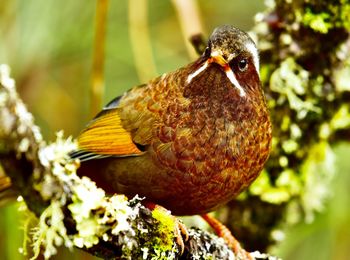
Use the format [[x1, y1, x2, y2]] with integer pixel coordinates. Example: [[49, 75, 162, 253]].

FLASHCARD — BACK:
[[91, 0, 109, 117], [189, 33, 207, 55], [172, 0, 204, 59], [128, 0, 157, 83]]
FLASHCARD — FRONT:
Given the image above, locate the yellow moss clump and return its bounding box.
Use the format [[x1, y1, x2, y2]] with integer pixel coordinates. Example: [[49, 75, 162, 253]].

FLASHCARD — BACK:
[[150, 207, 177, 259]]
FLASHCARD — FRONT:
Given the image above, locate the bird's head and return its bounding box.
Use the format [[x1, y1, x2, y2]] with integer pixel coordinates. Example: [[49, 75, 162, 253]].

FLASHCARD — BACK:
[[187, 25, 261, 98]]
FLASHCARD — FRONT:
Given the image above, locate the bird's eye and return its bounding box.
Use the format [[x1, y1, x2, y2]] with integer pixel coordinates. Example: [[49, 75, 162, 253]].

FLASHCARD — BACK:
[[238, 58, 248, 72]]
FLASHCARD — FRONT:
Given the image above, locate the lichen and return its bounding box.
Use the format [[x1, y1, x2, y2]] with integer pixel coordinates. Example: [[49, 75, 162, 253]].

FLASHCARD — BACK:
[[269, 58, 321, 119], [18, 197, 37, 257], [27, 131, 146, 258], [31, 200, 73, 259], [287, 0, 350, 33], [37, 131, 78, 201], [0, 63, 43, 159], [68, 178, 106, 248], [29, 163, 146, 259], [68, 180, 142, 251], [330, 104, 350, 131], [300, 142, 336, 223], [183, 228, 235, 260], [334, 62, 350, 92], [0, 64, 15, 90]]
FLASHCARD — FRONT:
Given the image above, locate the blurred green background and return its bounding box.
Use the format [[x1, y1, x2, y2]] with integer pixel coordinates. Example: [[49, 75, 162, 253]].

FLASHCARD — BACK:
[[0, 1, 349, 259]]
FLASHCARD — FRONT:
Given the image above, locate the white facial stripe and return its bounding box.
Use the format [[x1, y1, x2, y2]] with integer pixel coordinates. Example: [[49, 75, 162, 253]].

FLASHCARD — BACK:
[[187, 52, 246, 98], [187, 61, 209, 84], [245, 41, 260, 75], [225, 68, 246, 97], [187, 58, 246, 97]]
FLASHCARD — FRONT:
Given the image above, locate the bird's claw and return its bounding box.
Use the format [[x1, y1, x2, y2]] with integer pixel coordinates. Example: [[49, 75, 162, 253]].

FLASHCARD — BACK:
[[173, 217, 189, 254], [145, 202, 189, 255]]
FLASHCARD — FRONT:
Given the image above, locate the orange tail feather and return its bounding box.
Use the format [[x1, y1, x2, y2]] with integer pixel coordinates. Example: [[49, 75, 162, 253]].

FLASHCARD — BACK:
[[0, 173, 17, 206]]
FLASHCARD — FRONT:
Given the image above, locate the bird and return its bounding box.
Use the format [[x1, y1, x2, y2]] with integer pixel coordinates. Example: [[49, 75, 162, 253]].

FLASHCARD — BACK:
[[71, 25, 272, 254]]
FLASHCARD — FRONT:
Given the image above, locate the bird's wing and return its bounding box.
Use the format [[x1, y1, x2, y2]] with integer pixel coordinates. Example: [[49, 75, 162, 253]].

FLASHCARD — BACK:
[[70, 95, 145, 161]]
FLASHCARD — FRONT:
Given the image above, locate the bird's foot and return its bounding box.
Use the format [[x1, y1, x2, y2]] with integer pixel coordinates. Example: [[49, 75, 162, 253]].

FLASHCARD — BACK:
[[173, 217, 189, 254], [145, 202, 189, 254], [201, 213, 253, 260]]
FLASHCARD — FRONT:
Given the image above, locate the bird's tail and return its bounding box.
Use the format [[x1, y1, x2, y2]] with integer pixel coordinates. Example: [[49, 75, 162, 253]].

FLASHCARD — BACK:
[[0, 171, 17, 207]]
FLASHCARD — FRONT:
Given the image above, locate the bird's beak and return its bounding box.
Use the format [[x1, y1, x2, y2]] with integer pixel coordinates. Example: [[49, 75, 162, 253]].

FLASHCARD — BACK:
[[187, 50, 246, 97], [209, 51, 246, 97], [208, 51, 227, 67]]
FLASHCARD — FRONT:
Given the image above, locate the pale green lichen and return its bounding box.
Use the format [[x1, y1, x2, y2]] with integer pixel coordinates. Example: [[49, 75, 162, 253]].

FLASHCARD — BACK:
[[250, 170, 271, 197], [281, 139, 298, 154], [318, 104, 350, 140], [300, 142, 336, 223], [184, 228, 235, 260], [293, 1, 350, 33], [252, 51, 339, 217], [279, 156, 288, 168], [69, 177, 106, 223], [68, 178, 106, 248], [280, 116, 290, 132], [250, 141, 336, 220], [39, 131, 77, 169], [0, 64, 15, 90], [30, 167, 144, 258], [37, 131, 78, 201], [67, 179, 141, 250], [290, 124, 302, 139], [101, 195, 138, 236], [29, 131, 145, 258], [253, 143, 334, 223], [31, 200, 73, 259], [18, 198, 37, 257], [318, 123, 331, 140], [261, 189, 290, 205], [275, 170, 302, 196], [334, 63, 350, 92], [0, 106, 14, 137], [330, 104, 350, 130], [270, 58, 321, 119], [0, 64, 43, 150], [250, 169, 298, 204]]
